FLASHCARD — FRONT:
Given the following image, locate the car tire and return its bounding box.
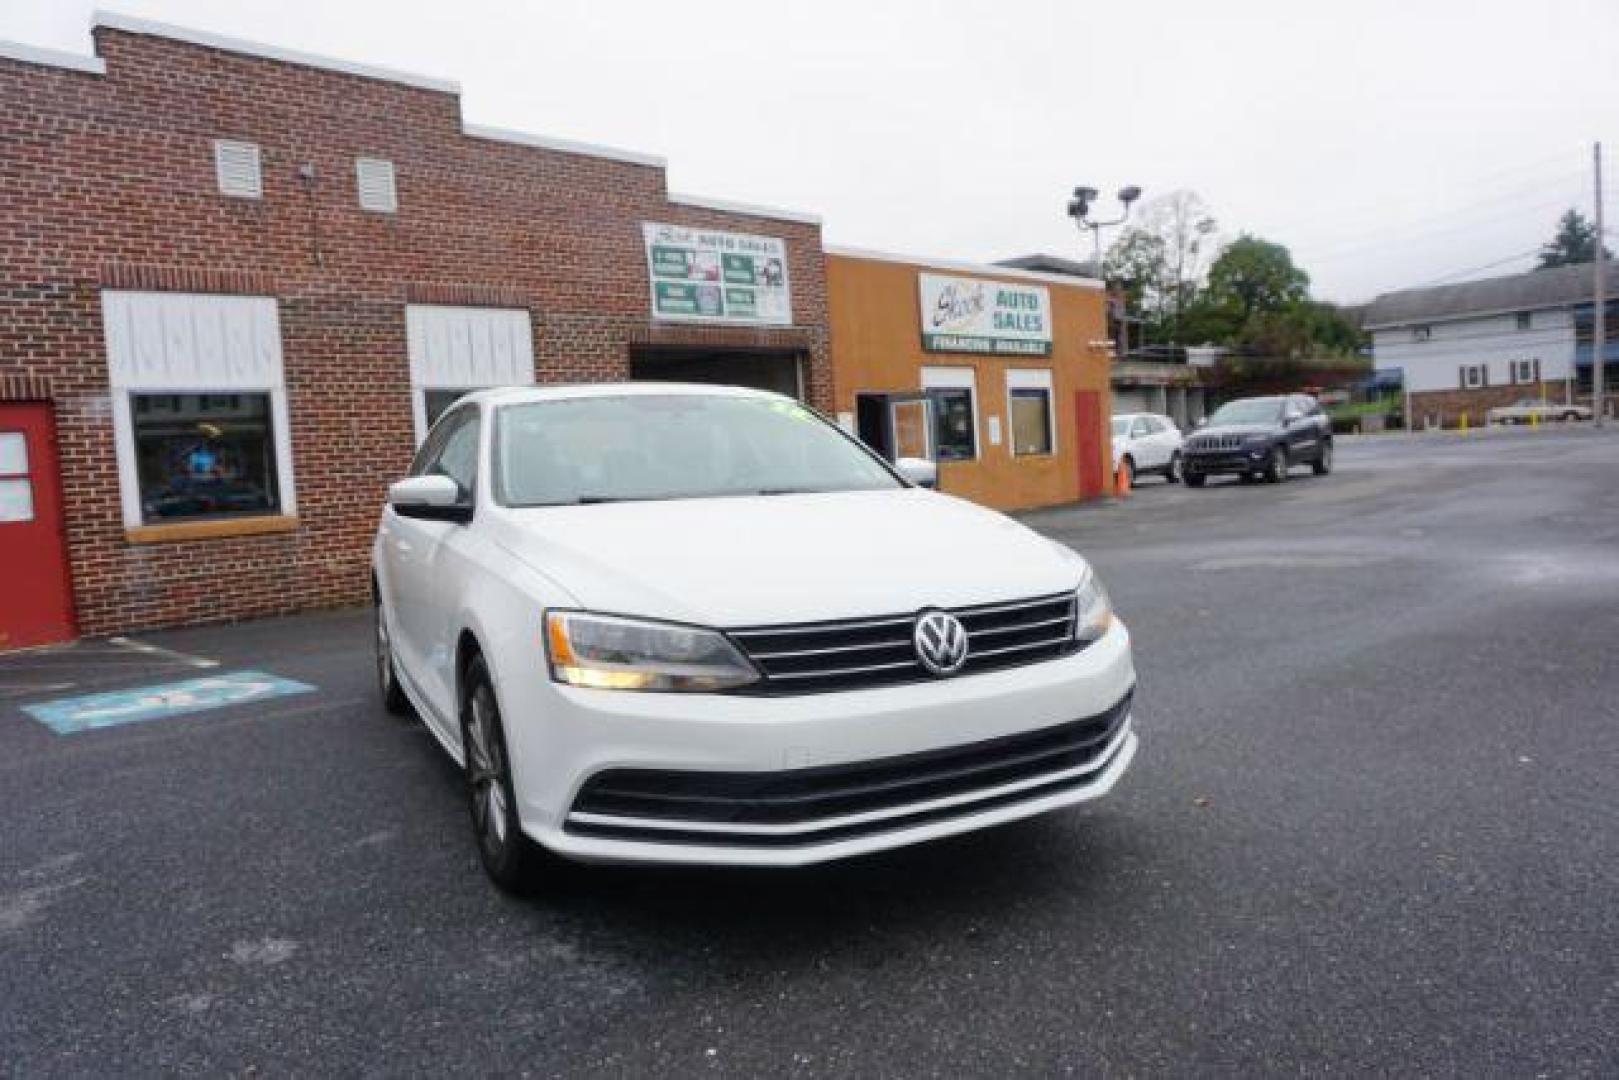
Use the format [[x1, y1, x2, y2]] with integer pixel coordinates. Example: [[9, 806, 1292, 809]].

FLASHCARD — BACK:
[[374, 593, 411, 717], [1264, 446, 1288, 483], [1184, 470, 1206, 488], [461, 653, 545, 894], [1165, 452, 1182, 483], [1312, 440, 1333, 476], [1562, 411, 1580, 423]]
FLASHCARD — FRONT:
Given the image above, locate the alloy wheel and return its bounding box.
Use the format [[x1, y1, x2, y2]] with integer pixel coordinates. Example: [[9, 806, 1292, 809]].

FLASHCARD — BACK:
[[466, 683, 510, 849], [374, 604, 393, 696]]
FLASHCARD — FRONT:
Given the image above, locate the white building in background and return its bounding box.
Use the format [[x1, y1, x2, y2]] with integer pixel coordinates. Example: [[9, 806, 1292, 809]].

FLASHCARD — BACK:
[[1364, 261, 1617, 424]]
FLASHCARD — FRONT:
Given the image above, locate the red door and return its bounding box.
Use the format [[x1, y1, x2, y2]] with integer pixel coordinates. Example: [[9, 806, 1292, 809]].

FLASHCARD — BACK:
[[0, 403, 75, 650], [1073, 391, 1105, 498]]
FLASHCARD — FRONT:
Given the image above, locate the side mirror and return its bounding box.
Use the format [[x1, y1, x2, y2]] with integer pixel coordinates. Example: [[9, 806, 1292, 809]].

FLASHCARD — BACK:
[[388, 475, 471, 522], [1195, 416, 1208, 428], [1284, 411, 1303, 424], [895, 457, 938, 490]]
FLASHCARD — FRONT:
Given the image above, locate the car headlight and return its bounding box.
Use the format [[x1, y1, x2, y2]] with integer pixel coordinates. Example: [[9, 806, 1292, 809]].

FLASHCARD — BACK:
[[545, 611, 759, 692], [1075, 570, 1114, 643]]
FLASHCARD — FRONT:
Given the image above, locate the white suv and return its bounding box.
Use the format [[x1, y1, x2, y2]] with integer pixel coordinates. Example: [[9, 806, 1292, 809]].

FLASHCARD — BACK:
[[1111, 412, 1185, 484], [373, 385, 1137, 890]]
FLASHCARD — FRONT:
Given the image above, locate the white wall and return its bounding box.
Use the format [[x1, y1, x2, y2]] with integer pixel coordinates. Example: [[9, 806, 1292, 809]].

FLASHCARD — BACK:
[[1371, 309, 1575, 393]]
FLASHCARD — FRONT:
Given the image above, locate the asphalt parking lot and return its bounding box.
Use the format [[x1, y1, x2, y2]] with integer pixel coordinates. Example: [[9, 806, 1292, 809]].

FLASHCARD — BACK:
[[3, 426, 1617, 1076]]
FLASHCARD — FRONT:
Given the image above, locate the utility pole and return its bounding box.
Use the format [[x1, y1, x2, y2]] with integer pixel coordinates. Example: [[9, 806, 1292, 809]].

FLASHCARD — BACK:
[[1595, 141, 1607, 426]]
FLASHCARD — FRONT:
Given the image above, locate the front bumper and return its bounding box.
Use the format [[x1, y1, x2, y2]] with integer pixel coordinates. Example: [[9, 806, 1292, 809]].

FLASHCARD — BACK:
[[1183, 447, 1269, 474], [501, 619, 1138, 866]]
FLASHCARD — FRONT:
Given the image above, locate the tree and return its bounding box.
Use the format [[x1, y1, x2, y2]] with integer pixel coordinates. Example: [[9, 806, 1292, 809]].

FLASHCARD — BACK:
[[1102, 190, 1218, 343], [1179, 235, 1363, 360], [1102, 229, 1170, 342], [1201, 234, 1310, 323], [1536, 209, 1612, 269], [1141, 190, 1219, 337]]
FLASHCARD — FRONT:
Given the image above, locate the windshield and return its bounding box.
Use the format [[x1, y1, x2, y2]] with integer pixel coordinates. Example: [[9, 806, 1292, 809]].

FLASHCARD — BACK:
[[494, 394, 904, 507], [1208, 398, 1284, 426], [1111, 417, 1132, 438]]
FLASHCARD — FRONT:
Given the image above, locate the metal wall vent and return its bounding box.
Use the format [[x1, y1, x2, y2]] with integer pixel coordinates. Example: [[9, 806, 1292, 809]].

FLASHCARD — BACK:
[[356, 157, 398, 213], [213, 140, 263, 199]]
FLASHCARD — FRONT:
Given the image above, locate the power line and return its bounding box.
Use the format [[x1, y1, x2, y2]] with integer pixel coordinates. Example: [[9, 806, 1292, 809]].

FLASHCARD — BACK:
[[1288, 173, 1593, 257], [1403, 248, 1543, 289], [1258, 150, 1593, 239], [1293, 181, 1592, 262]]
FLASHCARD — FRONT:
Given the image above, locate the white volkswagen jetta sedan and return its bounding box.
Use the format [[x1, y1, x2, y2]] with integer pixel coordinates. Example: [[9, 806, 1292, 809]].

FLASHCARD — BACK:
[[373, 384, 1137, 890]]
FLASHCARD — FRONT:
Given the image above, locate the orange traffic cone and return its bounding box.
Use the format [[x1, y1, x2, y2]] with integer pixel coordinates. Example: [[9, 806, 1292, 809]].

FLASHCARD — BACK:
[[1115, 458, 1132, 497]]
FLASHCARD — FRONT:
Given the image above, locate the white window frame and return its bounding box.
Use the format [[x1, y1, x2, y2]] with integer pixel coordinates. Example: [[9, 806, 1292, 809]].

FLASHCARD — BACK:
[[1005, 368, 1057, 457], [405, 305, 536, 444], [1513, 359, 1535, 384], [920, 366, 981, 462], [1463, 364, 1484, 389], [100, 291, 296, 529]]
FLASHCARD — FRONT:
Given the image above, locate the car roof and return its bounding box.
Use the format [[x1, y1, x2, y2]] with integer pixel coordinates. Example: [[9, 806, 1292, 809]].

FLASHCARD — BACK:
[[465, 382, 795, 408]]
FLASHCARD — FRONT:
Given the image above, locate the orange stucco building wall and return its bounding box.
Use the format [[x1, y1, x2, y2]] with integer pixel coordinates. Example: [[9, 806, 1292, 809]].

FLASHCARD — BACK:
[[827, 252, 1115, 511]]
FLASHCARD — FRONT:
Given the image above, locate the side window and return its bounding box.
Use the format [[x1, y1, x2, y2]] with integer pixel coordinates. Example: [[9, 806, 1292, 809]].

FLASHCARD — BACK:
[[1131, 418, 1151, 437], [411, 406, 480, 503]]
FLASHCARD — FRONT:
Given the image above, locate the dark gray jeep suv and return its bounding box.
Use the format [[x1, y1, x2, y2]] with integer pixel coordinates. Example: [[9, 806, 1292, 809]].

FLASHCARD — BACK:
[[1182, 394, 1333, 487]]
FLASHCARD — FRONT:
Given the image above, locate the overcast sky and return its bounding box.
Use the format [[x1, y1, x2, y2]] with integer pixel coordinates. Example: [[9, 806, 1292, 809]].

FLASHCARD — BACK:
[[6, 0, 1617, 303]]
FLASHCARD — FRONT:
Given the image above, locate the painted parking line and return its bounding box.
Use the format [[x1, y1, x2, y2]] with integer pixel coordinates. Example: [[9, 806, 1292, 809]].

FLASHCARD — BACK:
[[21, 671, 316, 735], [108, 636, 220, 669]]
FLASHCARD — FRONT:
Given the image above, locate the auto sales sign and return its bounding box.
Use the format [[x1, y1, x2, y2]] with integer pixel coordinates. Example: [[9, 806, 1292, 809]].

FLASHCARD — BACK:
[[918, 273, 1052, 356]]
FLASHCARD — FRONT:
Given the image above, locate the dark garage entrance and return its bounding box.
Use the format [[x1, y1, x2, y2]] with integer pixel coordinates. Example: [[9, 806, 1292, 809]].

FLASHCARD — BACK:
[[629, 346, 804, 399]]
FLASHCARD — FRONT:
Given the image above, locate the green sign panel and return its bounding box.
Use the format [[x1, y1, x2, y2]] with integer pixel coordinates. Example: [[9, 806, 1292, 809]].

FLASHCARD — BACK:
[[643, 222, 792, 325]]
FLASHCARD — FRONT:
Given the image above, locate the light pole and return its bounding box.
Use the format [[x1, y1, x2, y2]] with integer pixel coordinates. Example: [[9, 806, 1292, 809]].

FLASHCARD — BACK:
[[1067, 184, 1142, 270], [1068, 184, 1142, 358]]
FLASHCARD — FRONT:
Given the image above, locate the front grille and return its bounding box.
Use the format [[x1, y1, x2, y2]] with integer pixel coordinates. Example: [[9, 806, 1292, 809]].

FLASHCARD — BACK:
[[566, 689, 1133, 848], [1190, 433, 1243, 452], [727, 592, 1080, 695]]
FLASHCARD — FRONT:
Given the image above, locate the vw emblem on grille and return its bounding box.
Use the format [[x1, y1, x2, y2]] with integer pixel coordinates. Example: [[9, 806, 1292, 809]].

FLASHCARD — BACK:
[[913, 609, 969, 676]]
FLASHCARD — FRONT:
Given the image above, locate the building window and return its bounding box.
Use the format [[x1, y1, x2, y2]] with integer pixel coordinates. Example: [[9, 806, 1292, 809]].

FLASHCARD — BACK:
[[423, 388, 479, 431], [1461, 364, 1485, 389], [1006, 369, 1056, 457], [406, 305, 536, 444], [356, 157, 398, 213], [213, 140, 263, 199], [0, 431, 34, 523], [1516, 312, 1532, 331], [920, 367, 978, 461], [1513, 359, 1536, 384], [130, 393, 281, 523], [1413, 326, 1432, 343]]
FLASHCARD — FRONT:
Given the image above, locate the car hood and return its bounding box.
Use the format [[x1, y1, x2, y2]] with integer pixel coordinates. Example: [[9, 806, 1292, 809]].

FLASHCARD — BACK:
[[489, 489, 1088, 627], [1191, 423, 1277, 439]]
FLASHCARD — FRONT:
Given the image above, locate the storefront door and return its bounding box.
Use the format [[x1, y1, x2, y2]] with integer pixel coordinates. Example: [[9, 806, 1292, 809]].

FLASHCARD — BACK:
[[0, 403, 75, 650], [855, 392, 934, 462], [1073, 391, 1106, 498]]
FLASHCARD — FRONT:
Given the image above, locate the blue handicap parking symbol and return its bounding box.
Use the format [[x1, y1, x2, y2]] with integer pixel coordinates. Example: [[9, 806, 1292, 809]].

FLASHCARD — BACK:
[[22, 670, 316, 735]]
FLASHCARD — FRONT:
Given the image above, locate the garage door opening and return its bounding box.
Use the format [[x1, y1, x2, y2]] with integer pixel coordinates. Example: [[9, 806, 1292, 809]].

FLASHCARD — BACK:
[[629, 346, 804, 399]]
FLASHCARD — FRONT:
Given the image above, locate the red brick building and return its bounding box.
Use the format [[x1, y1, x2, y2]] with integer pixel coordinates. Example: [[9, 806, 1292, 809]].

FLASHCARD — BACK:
[[0, 14, 829, 647]]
